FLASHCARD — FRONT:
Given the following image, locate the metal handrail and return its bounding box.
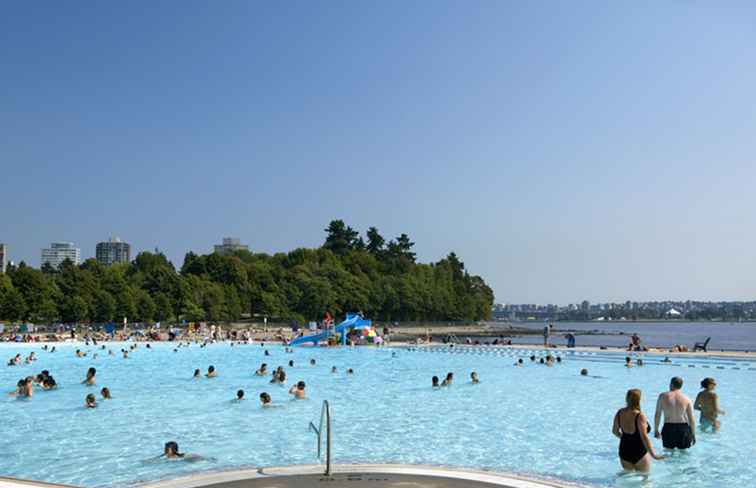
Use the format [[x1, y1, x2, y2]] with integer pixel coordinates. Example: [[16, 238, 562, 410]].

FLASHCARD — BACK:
[[308, 400, 332, 475]]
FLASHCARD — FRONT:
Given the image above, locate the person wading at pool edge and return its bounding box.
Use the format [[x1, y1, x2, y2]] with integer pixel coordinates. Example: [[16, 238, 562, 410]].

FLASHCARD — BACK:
[[654, 377, 696, 449], [613, 389, 664, 472]]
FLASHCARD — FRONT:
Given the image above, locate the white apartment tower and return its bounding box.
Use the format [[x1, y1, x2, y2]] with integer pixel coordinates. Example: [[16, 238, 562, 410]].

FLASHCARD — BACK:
[[41, 242, 81, 268]]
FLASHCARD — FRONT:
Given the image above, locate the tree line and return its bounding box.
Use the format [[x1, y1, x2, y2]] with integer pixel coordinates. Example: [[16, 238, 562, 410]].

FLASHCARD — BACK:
[[0, 221, 494, 325]]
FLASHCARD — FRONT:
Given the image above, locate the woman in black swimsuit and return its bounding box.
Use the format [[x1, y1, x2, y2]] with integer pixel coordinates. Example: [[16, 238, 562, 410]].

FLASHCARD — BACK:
[[612, 389, 664, 472]]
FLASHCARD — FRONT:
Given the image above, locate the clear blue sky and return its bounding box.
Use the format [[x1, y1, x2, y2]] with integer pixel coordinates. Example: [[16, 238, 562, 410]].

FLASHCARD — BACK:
[[3, 2, 755, 304]]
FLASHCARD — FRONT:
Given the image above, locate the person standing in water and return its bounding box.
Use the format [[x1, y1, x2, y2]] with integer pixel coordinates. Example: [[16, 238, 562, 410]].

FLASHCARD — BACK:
[[694, 378, 725, 432], [83, 367, 97, 385], [613, 389, 664, 472], [654, 377, 696, 449]]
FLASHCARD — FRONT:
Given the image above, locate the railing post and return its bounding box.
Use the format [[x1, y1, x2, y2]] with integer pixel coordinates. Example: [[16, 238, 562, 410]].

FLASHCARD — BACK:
[[324, 400, 332, 476]]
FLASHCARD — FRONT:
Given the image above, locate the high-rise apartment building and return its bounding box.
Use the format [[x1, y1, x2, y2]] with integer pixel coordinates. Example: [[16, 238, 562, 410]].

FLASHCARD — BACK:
[[41, 242, 81, 268], [214, 237, 249, 255], [0, 243, 7, 273], [96, 237, 131, 266]]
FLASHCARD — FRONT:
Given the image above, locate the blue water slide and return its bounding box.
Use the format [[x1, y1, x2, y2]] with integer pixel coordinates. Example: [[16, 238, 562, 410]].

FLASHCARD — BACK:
[[288, 314, 362, 346]]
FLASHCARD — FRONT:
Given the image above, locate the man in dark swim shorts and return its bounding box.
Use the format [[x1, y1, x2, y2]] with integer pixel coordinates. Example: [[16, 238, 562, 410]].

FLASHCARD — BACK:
[[654, 377, 696, 449]]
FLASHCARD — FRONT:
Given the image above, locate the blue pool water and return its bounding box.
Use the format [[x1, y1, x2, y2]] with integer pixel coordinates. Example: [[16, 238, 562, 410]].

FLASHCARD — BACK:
[[1, 342, 755, 487]]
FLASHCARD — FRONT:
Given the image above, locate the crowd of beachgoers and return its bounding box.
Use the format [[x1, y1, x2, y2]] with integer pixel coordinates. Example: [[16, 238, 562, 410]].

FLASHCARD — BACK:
[[5, 329, 727, 475]]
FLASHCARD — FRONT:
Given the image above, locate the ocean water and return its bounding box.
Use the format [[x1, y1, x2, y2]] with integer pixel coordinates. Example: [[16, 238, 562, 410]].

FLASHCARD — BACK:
[[1, 342, 754, 487], [497, 321, 756, 351]]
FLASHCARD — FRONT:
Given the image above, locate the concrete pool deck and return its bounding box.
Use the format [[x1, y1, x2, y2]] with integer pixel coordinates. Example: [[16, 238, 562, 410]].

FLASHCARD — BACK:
[[141, 465, 587, 488], [0, 465, 587, 488]]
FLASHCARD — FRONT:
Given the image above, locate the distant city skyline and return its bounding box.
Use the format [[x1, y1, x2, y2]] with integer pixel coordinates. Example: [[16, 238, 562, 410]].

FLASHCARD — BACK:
[[3, 3, 756, 303]]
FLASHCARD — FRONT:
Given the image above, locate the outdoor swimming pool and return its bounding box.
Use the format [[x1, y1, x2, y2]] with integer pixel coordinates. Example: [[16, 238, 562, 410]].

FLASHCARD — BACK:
[[1, 342, 754, 488]]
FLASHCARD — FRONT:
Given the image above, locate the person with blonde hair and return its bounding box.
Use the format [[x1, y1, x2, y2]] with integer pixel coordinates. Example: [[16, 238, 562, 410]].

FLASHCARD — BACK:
[[613, 389, 664, 472]]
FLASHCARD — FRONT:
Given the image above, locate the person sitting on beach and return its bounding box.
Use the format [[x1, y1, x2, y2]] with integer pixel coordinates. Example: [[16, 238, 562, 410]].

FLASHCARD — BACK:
[[206, 366, 217, 378], [441, 372, 453, 386], [83, 367, 96, 385], [260, 392, 272, 407], [625, 357, 633, 368], [694, 378, 725, 432], [235, 389, 245, 401], [101, 387, 112, 399], [432, 376, 440, 388], [470, 372, 480, 384], [289, 381, 306, 399], [654, 377, 696, 449], [85, 393, 97, 408], [613, 388, 664, 472], [255, 363, 268, 376]]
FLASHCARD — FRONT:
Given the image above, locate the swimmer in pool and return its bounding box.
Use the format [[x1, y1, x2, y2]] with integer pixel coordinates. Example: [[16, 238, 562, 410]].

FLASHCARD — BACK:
[[471, 372, 480, 384], [581, 368, 588, 376], [255, 363, 268, 376], [529, 355, 536, 362], [514, 359, 524, 367], [288, 360, 294, 367], [694, 377, 725, 432], [271, 369, 286, 384], [83, 367, 96, 385], [432, 376, 440, 388], [260, 392, 272, 407], [206, 366, 217, 378], [556, 356, 562, 364], [85, 393, 97, 408], [613, 388, 664, 472], [441, 372, 453, 386], [331, 366, 337, 374], [637, 358, 644, 367], [122, 350, 129, 359], [625, 357, 633, 368], [236, 389, 245, 401], [193, 369, 201, 379], [161, 441, 202, 461], [101, 387, 112, 399], [347, 368, 354, 375], [289, 381, 306, 399]]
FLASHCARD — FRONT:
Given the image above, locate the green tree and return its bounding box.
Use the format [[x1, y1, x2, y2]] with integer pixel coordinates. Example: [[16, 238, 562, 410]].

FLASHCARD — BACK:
[[93, 290, 117, 323], [323, 220, 359, 255], [136, 290, 157, 323], [154, 292, 174, 322], [1, 287, 28, 322]]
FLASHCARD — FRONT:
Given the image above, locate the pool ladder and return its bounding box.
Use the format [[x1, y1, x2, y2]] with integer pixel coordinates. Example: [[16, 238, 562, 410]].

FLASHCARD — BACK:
[[309, 400, 333, 475]]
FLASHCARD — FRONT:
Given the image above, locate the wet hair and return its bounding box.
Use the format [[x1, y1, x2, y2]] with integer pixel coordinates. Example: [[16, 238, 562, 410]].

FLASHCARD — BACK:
[[670, 377, 683, 389], [310, 359, 316, 365], [297, 381, 305, 390], [701, 377, 716, 389], [164, 441, 182, 456], [260, 392, 271, 403], [530, 355, 536, 361], [331, 366, 337, 373], [432, 376, 439, 386], [518, 358, 523, 364], [237, 389, 244, 399], [87, 367, 96, 376], [626, 389, 642, 410], [580, 369, 588, 376], [288, 360, 294, 367], [86, 393, 96, 405], [208, 366, 215, 373], [446, 372, 453, 380], [556, 357, 562, 363], [539, 358, 545, 364], [101, 387, 110, 398], [193, 369, 200, 376], [347, 368, 354, 374], [625, 356, 631, 363]]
